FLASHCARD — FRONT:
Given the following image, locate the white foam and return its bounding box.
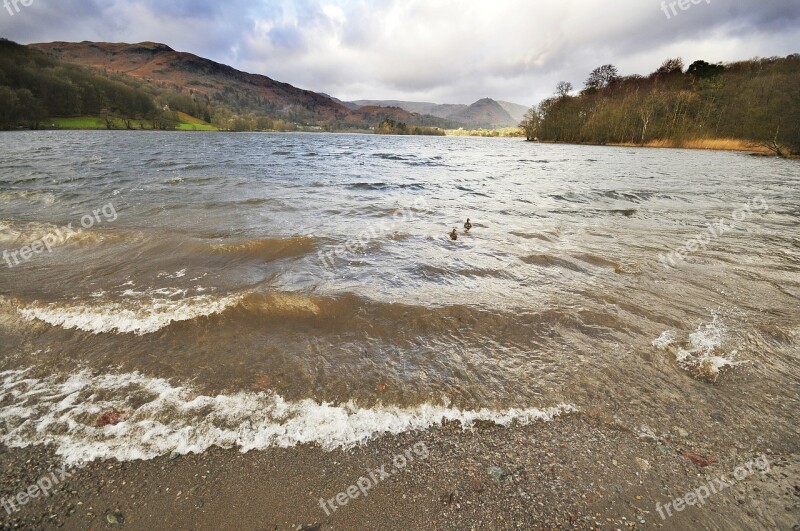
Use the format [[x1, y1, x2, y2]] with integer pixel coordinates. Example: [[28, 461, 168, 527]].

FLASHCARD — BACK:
[[157, 269, 187, 279], [18, 293, 242, 335], [657, 316, 749, 381], [651, 330, 677, 349], [0, 191, 56, 205], [0, 369, 576, 465]]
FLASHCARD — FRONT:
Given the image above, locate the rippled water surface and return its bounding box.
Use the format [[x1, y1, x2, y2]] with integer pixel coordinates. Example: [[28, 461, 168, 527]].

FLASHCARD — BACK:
[[1, 131, 798, 462]]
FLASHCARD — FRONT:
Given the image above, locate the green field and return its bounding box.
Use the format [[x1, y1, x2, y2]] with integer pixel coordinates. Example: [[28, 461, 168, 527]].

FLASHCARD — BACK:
[[49, 116, 109, 129], [48, 112, 217, 131], [174, 112, 217, 131]]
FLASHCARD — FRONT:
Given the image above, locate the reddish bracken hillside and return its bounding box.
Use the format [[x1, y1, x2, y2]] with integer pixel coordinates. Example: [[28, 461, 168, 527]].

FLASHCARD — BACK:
[[30, 41, 349, 123]]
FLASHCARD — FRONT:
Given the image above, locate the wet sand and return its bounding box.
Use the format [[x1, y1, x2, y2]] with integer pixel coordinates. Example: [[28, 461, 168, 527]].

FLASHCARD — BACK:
[[2, 412, 797, 530]]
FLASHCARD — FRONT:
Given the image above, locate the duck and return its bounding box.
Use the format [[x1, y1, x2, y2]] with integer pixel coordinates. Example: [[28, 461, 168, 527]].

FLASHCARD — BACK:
[[464, 218, 472, 231], [449, 228, 458, 241]]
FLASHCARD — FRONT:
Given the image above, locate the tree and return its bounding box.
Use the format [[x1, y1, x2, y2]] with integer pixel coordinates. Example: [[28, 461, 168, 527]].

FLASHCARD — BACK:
[[654, 58, 685, 76], [519, 107, 540, 141], [15, 89, 46, 129], [0, 86, 21, 129], [555, 81, 573, 98], [638, 91, 662, 144], [687, 60, 724, 79], [585, 64, 620, 91]]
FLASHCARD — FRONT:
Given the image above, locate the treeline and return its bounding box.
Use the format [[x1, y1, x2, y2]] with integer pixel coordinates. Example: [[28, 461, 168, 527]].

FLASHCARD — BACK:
[[521, 56, 800, 157], [374, 119, 445, 136]]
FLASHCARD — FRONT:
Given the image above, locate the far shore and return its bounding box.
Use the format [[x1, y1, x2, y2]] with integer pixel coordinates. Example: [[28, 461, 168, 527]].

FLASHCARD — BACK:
[[5, 126, 794, 157]]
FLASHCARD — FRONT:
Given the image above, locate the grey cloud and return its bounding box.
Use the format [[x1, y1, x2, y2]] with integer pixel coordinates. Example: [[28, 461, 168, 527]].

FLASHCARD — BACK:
[[0, 0, 797, 105]]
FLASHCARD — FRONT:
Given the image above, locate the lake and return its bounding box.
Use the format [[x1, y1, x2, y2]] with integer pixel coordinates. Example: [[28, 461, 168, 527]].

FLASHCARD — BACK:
[[0, 131, 798, 463]]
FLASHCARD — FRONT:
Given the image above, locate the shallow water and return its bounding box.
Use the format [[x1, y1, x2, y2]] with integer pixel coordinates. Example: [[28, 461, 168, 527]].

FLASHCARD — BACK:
[[1, 131, 798, 463]]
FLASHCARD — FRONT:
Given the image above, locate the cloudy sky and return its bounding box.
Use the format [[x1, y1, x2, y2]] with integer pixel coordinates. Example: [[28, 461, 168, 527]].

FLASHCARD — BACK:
[[1, 0, 798, 106]]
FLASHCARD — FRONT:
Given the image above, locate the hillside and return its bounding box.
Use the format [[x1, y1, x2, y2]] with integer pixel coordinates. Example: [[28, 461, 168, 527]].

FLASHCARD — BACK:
[[2, 39, 526, 132], [0, 38, 177, 130], [30, 41, 349, 126], [351, 100, 467, 120], [23, 41, 461, 131], [334, 105, 458, 131]]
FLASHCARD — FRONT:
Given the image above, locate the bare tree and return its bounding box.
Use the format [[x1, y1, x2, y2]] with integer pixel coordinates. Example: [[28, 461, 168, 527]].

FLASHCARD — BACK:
[[519, 107, 540, 141], [756, 126, 785, 157], [655, 58, 685, 76], [638, 92, 662, 144], [555, 81, 573, 98]]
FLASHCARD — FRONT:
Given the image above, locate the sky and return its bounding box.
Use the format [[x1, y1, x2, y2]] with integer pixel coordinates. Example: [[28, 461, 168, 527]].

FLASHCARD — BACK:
[[1, 0, 799, 106]]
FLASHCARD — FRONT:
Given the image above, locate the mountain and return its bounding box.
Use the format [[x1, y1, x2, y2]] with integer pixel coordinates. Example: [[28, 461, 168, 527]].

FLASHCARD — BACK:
[[347, 97, 527, 128], [445, 98, 516, 128], [30, 41, 349, 124], [27, 41, 459, 131], [6, 40, 524, 132]]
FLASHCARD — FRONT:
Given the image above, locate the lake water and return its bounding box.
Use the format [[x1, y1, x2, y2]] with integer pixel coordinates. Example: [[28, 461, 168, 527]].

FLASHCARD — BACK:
[[1, 131, 798, 463]]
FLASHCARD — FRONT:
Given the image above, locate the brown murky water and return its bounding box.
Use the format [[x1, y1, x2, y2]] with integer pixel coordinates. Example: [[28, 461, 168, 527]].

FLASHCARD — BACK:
[[0, 131, 798, 462]]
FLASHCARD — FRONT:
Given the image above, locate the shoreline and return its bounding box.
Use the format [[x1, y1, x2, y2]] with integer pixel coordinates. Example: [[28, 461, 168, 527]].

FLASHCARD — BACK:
[[1, 412, 797, 530], [531, 138, 784, 156], [4, 128, 793, 157]]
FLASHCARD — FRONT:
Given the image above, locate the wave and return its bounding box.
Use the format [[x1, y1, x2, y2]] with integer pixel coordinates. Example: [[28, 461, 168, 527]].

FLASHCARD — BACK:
[[521, 254, 585, 272], [0, 220, 123, 248], [0, 368, 577, 465], [0, 190, 57, 205], [13, 290, 325, 335], [209, 236, 316, 260], [18, 293, 243, 335], [372, 153, 410, 161], [347, 182, 426, 191], [13, 288, 614, 340], [509, 231, 555, 242]]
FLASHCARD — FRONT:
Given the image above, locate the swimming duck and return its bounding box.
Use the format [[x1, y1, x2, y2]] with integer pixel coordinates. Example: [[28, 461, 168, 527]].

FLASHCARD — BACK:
[[449, 228, 458, 241], [464, 218, 472, 231]]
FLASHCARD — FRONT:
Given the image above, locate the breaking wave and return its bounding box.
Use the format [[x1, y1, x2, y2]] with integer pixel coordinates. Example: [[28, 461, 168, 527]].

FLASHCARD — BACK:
[[0, 368, 577, 465], [18, 293, 244, 335]]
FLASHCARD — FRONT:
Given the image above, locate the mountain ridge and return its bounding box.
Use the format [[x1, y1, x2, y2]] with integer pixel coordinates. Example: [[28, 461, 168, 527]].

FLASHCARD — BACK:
[[30, 40, 349, 124], [13, 40, 526, 132], [348, 97, 529, 128]]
